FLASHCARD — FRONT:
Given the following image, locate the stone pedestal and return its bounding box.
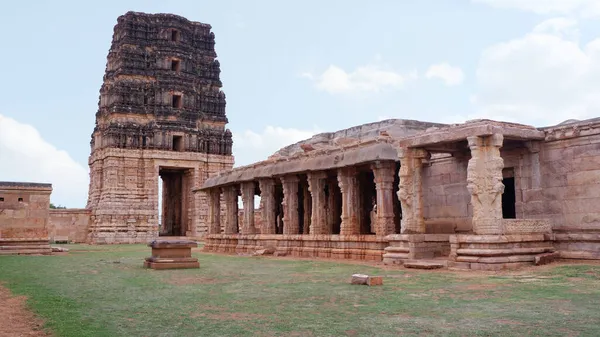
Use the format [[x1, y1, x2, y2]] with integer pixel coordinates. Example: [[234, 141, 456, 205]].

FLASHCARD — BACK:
[[382, 234, 450, 265], [144, 240, 199, 269]]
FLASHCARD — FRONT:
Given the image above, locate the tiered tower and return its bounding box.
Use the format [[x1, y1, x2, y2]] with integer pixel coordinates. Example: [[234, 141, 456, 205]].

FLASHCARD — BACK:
[[87, 12, 234, 243]]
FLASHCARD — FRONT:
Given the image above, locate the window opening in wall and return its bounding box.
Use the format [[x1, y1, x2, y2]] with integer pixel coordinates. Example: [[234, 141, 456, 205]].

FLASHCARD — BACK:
[[171, 59, 180, 72], [18, 197, 23, 202], [0, 197, 4, 202], [143, 95, 148, 105], [171, 29, 180, 42], [502, 177, 516, 219], [172, 94, 182, 108], [172, 135, 183, 152]]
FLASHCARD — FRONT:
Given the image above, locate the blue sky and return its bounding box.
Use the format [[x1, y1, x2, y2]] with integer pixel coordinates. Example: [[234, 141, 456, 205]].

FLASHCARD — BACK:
[[1, 0, 600, 207]]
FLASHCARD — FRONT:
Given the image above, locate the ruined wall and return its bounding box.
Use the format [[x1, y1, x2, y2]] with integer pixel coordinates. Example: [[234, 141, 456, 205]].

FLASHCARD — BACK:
[[48, 209, 91, 243], [422, 154, 471, 233], [0, 182, 51, 239]]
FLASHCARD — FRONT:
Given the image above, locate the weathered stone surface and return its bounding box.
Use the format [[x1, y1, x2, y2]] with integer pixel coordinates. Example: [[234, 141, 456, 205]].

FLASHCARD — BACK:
[[51, 246, 69, 253], [534, 252, 559, 265], [145, 240, 199, 269], [403, 260, 446, 269], [87, 12, 234, 243], [351, 274, 382, 285]]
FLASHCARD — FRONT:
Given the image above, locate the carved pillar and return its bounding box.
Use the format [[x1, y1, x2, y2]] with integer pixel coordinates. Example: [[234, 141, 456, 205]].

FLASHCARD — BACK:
[[207, 188, 221, 234], [338, 167, 360, 235], [241, 182, 257, 234], [372, 161, 396, 236], [308, 172, 328, 235], [326, 178, 337, 233], [258, 179, 277, 234], [281, 175, 300, 235], [467, 134, 505, 235], [223, 185, 239, 234], [398, 148, 427, 233]]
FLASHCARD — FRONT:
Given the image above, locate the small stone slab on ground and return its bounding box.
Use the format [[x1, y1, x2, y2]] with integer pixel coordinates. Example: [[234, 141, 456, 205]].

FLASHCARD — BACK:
[[51, 246, 69, 253], [403, 260, 446, 270], [351, 274, 383, 286]]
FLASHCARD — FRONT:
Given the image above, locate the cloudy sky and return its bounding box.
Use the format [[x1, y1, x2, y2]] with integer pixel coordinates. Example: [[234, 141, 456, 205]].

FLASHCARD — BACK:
[[1, 0, 599, 207]]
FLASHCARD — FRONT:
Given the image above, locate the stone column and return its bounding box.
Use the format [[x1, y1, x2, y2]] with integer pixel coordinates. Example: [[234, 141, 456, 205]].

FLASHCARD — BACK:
[[398, 148, 428, 233], [207, 188, 221, 234], [338, 167, 360, 235], [240, 182, 257, 234], [372, 161, 396, 236], [308, 171, 328, 235], [326, 178, 337, 232], [302, 182, 311, 234], [281, 175, 300, 235], [258, 179, 277, 234], [467, 134, 505, 235], [223, 185, 239, 234]]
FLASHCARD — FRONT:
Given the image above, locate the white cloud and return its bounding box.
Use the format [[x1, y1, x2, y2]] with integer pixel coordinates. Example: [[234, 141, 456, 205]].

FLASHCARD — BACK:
[[425, 63, 465, 86], [472, 0, 600, 17], [532, 17, 579, 40], [471, 18, 600, 126], [0, 114, 89, 208], [303, 64, 417, 94], [232, 126, 321, 167]]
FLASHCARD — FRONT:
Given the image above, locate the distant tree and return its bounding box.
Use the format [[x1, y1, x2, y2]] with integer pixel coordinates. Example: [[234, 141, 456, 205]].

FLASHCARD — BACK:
[[50, 203, 67, 209]]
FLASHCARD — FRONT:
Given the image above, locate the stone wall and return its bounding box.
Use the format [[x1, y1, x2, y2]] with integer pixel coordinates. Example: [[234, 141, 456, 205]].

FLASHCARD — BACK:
[[539, 129, 600, 258], [422, 154, 471, 233], [48, 209, 91, 243], [238, 208, 263, 233], [0, 182, 51, 239]]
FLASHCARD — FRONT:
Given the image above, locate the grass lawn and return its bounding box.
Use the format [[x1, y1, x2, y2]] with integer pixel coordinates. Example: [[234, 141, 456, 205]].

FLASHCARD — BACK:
[[0, 245, 599, 336]]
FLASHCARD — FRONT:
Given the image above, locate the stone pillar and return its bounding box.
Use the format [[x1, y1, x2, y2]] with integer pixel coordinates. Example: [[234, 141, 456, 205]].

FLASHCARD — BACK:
[[308, 172, 328, 235], [258, 179, 276, 234], [398, 148, 427, 233], [338, 167, 360, 235], [326, 178, 337, 232], [240, 182, 257, 234], [207, 188, 221, 234], [302, 182, 311, 234], [281, 175, 300, 235], [467, 134, 505, 235], [223, 185, 239, 234], [372, 161, 396, 236]]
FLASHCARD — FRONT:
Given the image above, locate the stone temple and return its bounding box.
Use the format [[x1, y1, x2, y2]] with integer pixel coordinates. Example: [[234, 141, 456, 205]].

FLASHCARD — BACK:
[[87, 12, 233, 243], [1, 11, 600, 271]]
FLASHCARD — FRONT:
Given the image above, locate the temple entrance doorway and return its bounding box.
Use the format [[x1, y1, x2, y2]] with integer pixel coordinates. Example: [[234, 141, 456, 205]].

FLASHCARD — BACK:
[[502, 168, 516, 219], [158, 167, 191, 236]]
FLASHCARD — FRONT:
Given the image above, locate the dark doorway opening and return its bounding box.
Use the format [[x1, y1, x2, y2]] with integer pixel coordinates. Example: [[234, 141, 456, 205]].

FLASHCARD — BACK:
[[357, 169, 377, 234], [274, 184, 284, 234], [159, 168, 188, 236], [326, 175, 342, 235], [502, 177, 516, 219], [393, 161, 402, 234]]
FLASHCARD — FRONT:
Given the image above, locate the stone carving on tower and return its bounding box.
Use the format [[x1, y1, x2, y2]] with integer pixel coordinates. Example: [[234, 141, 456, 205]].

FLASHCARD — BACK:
[[87, 12, 234, 243]]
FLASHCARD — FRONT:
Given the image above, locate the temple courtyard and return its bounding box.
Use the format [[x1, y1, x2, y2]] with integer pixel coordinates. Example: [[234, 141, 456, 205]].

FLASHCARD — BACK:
[[0, 245, 599, 336]]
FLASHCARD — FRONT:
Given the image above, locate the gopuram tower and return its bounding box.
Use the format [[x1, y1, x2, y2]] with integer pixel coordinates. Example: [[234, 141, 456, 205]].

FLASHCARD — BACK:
[[87, 12, 233, 244]]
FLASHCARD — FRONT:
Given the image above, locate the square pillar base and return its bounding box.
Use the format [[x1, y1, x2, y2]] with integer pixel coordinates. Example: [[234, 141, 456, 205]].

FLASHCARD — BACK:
[[144, 240, 199, 270]]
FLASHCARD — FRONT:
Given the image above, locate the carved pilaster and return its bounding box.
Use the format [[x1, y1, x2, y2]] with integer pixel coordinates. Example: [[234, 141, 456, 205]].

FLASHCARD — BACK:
[[308, 172, 328, 235], [467, 134, 505, 234], [207, 188, 221, 234], [241, 182, 256, 234], [281, 175, 300, 235], [372, 161, 396, 236], [338, 167, 360, 235], [258, 179, 276, 234], [223, 185, 239, 234], [398, 148, 428, 233], [302, 182, 311, 234]]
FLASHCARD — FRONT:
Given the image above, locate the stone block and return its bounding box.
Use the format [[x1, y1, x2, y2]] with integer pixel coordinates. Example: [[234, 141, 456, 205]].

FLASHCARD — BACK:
[[351, 274, 382, 286], [534, 252, 559, 265]]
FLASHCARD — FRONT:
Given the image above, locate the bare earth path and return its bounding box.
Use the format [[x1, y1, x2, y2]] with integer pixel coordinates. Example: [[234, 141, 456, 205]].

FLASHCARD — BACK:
[[0, 284, 49, 337]]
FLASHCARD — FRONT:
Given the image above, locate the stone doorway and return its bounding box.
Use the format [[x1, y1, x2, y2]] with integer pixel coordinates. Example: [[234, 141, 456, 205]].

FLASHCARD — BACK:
[[159, 167, 191, 236], [357, 168, 377, 234]]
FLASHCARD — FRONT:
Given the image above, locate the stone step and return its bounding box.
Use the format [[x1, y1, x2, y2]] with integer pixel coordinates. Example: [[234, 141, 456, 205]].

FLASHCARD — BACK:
[[384, 246, 409, 253], [0, 249, 53, 255], [403, 259, 447, 270], [0, 245, 51, 250]]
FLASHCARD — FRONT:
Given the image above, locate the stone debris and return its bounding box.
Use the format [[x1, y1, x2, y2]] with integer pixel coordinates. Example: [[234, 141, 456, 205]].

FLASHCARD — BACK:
[[252, 247, 275, 256], [403, 260, 446, 270], [351, 274, 383, 286], [534, 252, 559, 266]]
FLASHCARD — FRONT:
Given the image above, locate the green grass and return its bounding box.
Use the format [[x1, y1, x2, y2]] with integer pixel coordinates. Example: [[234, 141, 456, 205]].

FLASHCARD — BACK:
[[1, 245, 599, 336]]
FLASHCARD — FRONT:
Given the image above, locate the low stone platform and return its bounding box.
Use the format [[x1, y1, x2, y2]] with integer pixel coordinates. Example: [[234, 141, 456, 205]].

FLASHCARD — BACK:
[[449, 234, 555, 270], [383, 234, 451, 265], [144, 240, 199, 270], [0, 238, 52, 255], [403, 260, 447, 269]]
